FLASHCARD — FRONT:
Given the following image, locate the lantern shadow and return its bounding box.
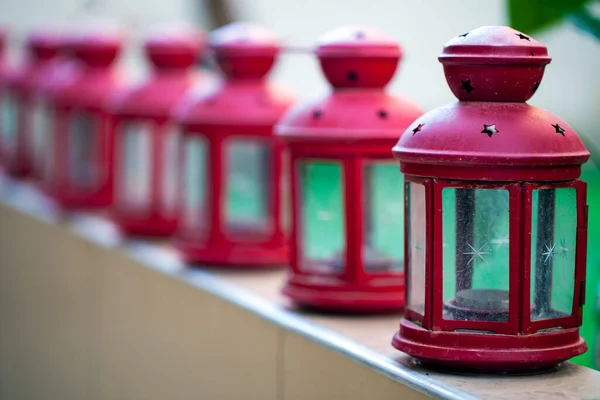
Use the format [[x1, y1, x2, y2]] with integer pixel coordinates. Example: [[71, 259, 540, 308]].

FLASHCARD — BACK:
[[399, 356, 562, 377], [284, 303, 403, 319]]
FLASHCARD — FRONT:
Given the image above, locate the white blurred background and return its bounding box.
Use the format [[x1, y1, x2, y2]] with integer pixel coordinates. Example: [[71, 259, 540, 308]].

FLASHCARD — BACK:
[[0, 0, 598, 138]]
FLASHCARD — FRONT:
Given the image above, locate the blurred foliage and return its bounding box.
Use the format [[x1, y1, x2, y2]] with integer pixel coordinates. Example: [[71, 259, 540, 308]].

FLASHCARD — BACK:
[[508, 0, 600, 40]]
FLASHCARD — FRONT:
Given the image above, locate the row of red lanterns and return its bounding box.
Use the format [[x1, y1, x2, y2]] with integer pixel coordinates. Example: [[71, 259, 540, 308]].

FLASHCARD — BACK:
[[0, 22, 590, 373]]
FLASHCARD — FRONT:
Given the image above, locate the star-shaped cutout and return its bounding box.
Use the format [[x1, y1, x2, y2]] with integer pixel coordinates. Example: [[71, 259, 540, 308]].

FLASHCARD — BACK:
[[532, 81, 540, 93], [552, 123, 565, 136], [347, 70, 358, 82], [460, 79, 474, 94], [463, 243, 490, 265], [412, 123, 425, 135], [516, 33, 531, 41], [542, 243, 557, 264], [481, 124, 499, 138], [458, 32, 469, 37]]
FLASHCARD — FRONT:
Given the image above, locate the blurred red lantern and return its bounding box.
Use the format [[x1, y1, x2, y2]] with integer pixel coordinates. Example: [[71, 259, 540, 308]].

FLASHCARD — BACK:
[[49, 27, 123, 209], [391, 26, 589, 372], [174, 22, 295, 266], [33, 34, 81, 192], [2, 30, 61, 178], [0, 27, 10, 168], [276, 26, 422, 312], [109, 27, 207, 237]]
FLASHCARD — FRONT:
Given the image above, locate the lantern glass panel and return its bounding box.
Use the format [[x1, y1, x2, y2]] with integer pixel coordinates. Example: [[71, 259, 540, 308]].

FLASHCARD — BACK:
[[225, 139, 271, 234], [530, 187, 577, 321], [68, 112, 98, 189], [32, 99, 50, 174], [281, 150, 291, 236], [120, 122, 152, 209], [162, 125, 180, 215], [183, 136, 208, 230], [299, 160, 345, 273], [442, 187, 510, 322], [362, 162, 404, 273], [43, 107, 56, 186], [406, 181, 427, 315], [1, 91, 18, 155]]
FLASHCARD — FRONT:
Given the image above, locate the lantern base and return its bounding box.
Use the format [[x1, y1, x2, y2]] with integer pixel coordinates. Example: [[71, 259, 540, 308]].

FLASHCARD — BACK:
[[283, 275, 404, 313], [114, 215, 177, 238], [176, 238, 288, 268], [392, 319, 587, 373]]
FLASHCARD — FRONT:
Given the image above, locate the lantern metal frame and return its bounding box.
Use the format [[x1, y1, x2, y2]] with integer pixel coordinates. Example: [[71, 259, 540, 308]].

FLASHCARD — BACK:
[[174, 22, 295, 267], [277, 25, 423, 313], [109, 28, 206, 237], [49, 29, 122, 209], [391, 26, 589, 372]]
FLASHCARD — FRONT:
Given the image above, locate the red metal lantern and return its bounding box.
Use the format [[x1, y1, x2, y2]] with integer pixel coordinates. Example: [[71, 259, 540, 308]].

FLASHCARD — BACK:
[[49, 28, 123, 209], [37, 36, 82, 195], [276, 26, 423, 312], [0, 27, 10, 168], [174, 22, 295, 266], [391, 26, 589, 372], [109, 27, 206, 237], [2, 30, 61, 178]]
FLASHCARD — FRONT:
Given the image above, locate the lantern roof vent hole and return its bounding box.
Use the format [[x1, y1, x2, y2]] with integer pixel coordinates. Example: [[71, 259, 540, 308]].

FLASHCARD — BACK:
[[210, 21, 279, 80], [316, 25, 402, 89], [144, 26, 205, 71], [439, 25, 551, 102]]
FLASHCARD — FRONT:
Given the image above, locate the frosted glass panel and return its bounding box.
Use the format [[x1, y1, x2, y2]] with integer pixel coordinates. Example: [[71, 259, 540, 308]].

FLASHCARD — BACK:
[[363, 162, 404, 273], [299, 160, 345, 273], [530, 187, 577, 321], [162, 125, 180, 215], [184, 136, 208, 230], [1, 91, 18, 156], [442, 188, 510, 322], [225, 140, 270, 234], [68, 112, 98, 189], [120, 122, 152, 210], [31, 99, 50, 175], [406, 182, 426, 315]]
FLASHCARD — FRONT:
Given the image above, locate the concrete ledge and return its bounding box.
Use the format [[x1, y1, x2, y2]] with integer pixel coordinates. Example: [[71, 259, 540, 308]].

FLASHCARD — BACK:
[[1, 178, 600, 400]]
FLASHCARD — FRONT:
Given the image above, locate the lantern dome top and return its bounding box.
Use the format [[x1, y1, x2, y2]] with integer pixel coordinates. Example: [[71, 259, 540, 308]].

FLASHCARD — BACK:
[[210, 22, 279, 80], [26, 29, 62, 61], [439, 26, 551, 102], [144, 26, 205, 70], [276, 25, 421, 152], [316, 25, 402, 89], [70, 25, 122, 68]]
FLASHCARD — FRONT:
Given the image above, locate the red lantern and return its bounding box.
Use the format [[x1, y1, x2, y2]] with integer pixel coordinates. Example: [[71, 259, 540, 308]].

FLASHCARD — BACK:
[[32, 34, 81, 191], [0, 27, 10, 168], [109, 27, 206, 237], [2, 30, 61, 179], [174, 22, 295, 267], [391, 26, 589, 372], [49, 28, 123, 209], [276, 26, 423, 312]]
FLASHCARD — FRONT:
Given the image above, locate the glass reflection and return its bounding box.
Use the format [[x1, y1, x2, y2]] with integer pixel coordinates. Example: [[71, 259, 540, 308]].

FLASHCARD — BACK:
[[120, 122, 152, 210], [443, 187, 510, 322], [530, 187, 576, 321], [363, 162, 404, 273], [299, 160, 345, 273], [225, 140, 270, 235]]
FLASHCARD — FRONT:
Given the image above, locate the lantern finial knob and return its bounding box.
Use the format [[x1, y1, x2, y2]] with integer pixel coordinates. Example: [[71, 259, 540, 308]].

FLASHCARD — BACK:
[[439, 26, 551, 102], [316, 25, 402, 89], [144, 26, 205, 71], [27, 29, 62, 61], [210, 21, 279, 80], [70, 24, 122, 68]]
